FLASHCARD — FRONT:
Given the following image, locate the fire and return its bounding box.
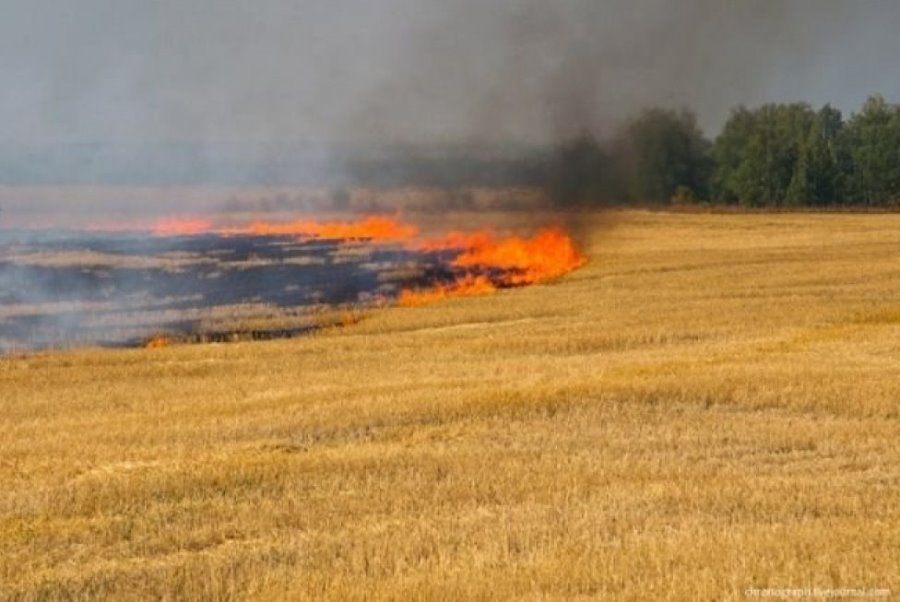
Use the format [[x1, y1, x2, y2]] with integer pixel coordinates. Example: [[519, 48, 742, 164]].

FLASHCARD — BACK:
[[152, 218, 214, 236], [226, 215, 418, 241], [95, 215, 418, 242], [399, 227, 586, 306], [452, 227, 585, 284], [3, 211, 586, 353], [66, 213, 586, 308], [144, 335, 171, 349], [216, 216, 586, 306], [414, 230, 495, 252], [398, 274, 497, 306]]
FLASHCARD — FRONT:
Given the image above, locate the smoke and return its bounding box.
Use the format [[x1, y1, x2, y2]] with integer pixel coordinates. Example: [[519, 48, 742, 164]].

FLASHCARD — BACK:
[[2, 1, 898, 147], [5, 1, 898, 349], [0, 218, 587, 351], [21, 1, 900, 349]]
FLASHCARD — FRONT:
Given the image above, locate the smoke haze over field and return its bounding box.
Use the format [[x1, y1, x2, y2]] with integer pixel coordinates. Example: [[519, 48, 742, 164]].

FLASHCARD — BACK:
[[2, 1, 899, 347], [3, 0, 900, 146]]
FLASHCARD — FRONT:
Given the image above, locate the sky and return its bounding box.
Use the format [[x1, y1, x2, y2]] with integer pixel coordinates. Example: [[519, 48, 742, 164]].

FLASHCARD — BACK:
[[2, 0, 900, 147]]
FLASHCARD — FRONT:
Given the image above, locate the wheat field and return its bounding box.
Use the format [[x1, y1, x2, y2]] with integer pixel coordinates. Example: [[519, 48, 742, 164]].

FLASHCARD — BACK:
[[1, 211, 899, 600]]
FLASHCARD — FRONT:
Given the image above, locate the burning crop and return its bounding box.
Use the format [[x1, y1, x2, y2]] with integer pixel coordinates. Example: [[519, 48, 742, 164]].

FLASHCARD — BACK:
[[0, 215, 584, 351], [398, 227, 586, 306], [219, 216, 420, 241], [151, 218, 215, 237]]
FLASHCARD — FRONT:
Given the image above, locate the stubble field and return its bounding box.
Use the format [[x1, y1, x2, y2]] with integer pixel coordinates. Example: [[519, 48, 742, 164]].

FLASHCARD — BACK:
[[1, 210, 899, 600]]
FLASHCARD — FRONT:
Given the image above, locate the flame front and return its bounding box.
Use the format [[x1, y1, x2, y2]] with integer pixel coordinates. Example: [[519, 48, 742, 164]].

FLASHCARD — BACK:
[[397, 274, 497, 306], [72, 214, 585, 306], [225, 216, 418, 241], [152, 218, 214, 236], [145, 335, 171, 349], [151, 215, 418, 241], [216, 217, 585, 305], [399, 227, 586, 306], [452, 227, 585, 283]]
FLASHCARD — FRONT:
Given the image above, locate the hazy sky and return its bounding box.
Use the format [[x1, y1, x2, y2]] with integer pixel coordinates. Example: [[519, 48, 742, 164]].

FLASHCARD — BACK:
[[3, 0, 900, 146]]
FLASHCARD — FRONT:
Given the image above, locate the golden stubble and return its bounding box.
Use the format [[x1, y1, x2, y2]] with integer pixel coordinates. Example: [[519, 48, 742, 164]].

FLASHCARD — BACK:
[[1, 210, 898, 600]]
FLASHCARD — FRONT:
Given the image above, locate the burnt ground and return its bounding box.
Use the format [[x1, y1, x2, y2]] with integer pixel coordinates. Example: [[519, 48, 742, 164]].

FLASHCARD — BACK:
[[0, 231, 461, 352]]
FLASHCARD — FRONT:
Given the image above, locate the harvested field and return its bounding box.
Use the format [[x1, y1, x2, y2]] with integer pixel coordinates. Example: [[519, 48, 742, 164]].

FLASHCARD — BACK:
[[1, 211, 898, 600]]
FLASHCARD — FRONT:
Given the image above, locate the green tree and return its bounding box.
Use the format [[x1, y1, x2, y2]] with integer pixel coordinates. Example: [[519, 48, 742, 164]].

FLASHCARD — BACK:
[[710, 106, 756, 203], [843, 95, 900, 206], [713, 103, 819, 206], [786, 105, 844, 206]]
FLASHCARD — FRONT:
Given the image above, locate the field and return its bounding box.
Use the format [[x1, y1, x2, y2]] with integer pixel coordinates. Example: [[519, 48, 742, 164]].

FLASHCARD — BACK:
[[2, 211, 899, 600]]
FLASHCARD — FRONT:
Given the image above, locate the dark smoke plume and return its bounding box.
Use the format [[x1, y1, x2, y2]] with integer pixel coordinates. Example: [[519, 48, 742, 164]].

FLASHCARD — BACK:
[[0, 0, 899, 188]]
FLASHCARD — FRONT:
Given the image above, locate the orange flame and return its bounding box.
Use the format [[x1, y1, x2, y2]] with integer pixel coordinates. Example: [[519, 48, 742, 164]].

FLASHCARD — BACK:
[[152, 218, 214, 236], [226, 216, 418, 241], [452, 227, 585, 284], [413, 230, 495, 252], [398, 274, 497, 306], [114, 215, 418, 242], [399, 227, 585, 306], [144, 335, 171, 349], [76, 213, 584, 309]]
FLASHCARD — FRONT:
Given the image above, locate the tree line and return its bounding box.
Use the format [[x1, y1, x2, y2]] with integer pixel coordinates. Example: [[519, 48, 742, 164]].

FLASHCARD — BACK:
[[548, 95, 900, 207]]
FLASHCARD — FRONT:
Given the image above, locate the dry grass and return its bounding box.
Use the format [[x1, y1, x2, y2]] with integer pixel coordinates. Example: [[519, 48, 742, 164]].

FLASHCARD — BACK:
[[1, 211, 899, 601]]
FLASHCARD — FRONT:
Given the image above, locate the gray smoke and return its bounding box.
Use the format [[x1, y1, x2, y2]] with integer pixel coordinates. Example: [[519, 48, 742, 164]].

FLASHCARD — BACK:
[[2, 1, 899, 349], [0, 0, 898, 191], [2, 1, 899, 145]]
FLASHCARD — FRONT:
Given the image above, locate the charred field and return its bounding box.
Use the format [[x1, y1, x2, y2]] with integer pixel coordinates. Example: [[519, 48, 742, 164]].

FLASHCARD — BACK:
[[1, 210, 899, 600], [0, 230, 436, 351], [0, 213, 575, 352]]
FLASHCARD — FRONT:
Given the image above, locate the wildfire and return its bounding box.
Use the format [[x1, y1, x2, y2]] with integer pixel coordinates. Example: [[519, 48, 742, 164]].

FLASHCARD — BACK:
[[152, 218, 214, 236], [413, 230, 495, 253], [398, 274, 497, 306], [3, 212, 587, 353], [144, 335, 171, 349], [224, 215, 418, 241], [72, 213, 586, 306], [452, 227, 585, 284], [17, 213, 418, 242], [399, 227, 586, 306], [152, 215, 585, 306]]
